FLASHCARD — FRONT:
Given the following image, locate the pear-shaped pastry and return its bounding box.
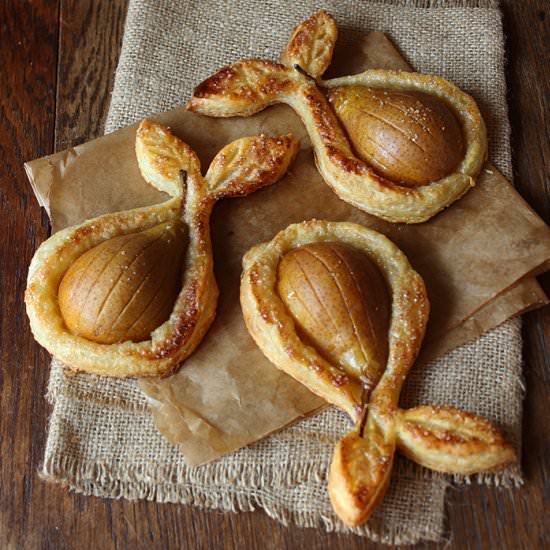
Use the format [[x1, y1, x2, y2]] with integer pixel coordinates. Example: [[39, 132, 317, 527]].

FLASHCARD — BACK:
[[187, 10, 487, 223], [25, 119, 299, 377], [240, 220, 515, 527]]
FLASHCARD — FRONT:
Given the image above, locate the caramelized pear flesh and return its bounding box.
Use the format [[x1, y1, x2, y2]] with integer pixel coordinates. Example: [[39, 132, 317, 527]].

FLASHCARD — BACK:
[[327, 85, 465, 187], [277, 242, 391, 388], [59, 221, 186, 344]]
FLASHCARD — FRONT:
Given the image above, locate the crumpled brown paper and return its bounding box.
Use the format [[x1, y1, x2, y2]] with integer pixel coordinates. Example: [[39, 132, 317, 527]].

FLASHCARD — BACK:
[[26, 33, 550, 466]]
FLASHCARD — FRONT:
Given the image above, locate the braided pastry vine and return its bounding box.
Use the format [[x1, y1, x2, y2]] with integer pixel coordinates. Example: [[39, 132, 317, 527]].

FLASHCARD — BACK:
[[240, 220, 515, 526], [25, 120, 299, 377], [187, 10, 487, 224]]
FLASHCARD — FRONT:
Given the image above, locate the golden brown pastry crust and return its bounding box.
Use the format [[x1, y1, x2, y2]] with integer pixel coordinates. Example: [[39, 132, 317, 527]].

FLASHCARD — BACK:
[[328, 402, 516, 527], [240, 219, 429, 420], [187, 10, 487, 224], [281, 9, 337, 79], [395, 405, 516, 475], [240, 219, 515, 527], [25, 120, 299, 377]]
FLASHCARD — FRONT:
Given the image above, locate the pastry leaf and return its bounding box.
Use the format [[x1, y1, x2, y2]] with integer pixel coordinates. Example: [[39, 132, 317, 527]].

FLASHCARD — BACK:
[[281, 10, 338, 79], [396, 405, 516, 475]]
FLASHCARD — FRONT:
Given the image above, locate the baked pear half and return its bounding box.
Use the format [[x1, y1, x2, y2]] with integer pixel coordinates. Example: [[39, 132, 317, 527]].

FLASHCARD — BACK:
[[25, 120, 299, 377], [240, 220, 515, 526], [187, 10, 487, 223]]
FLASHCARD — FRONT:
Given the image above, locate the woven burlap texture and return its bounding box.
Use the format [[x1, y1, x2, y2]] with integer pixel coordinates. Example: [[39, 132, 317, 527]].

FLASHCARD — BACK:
[[41, 0, 522, 545]]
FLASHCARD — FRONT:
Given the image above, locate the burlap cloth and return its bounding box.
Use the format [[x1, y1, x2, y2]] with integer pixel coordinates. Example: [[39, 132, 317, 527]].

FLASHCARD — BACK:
[[41, 0, 523, 544]]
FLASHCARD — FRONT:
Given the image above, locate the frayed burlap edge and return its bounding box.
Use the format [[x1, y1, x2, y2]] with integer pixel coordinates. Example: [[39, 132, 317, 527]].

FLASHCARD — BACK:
[[39, 450, 520, 545], [43, 357, 524, 490], [40, 454, 450, 545], [40, 392, 522, 496]]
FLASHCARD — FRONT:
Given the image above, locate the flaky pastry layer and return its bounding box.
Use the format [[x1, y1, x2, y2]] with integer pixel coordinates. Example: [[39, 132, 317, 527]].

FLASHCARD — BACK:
[[25, 120, 298, 377], [187, 10, 487, 223], [240, 219, 429, 420]]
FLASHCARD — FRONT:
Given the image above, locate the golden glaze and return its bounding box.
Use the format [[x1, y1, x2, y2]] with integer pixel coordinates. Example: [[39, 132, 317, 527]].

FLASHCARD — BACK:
[[395, 405, 515, 475], [241, 220, 428, 422], [240, 220, 515, 527], [25, 120, 299, 377], [277, 242, 390, 388], [58, 221, 186, 344], [187, 10, 487, 223], [281, 9, 337, 79], [327, 86, 465, 187]]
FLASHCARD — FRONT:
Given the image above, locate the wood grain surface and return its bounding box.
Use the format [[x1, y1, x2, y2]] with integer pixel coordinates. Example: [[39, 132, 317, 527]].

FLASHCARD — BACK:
[[1, 1, 549, 548]]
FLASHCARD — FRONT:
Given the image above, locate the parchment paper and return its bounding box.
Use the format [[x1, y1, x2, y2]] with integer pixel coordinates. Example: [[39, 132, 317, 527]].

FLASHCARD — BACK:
[[26, 33, 550, 466]]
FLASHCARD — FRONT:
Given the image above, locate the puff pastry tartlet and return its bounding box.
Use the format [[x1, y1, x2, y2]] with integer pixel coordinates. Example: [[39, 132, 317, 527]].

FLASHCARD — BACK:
[[240, 220, 515, 526], [25, 119, 299, 378], [188, 10, 487, 223]]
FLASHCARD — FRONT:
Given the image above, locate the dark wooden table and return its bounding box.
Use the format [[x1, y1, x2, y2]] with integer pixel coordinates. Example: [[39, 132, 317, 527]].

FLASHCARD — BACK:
[[1, 1, 549, 548]]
